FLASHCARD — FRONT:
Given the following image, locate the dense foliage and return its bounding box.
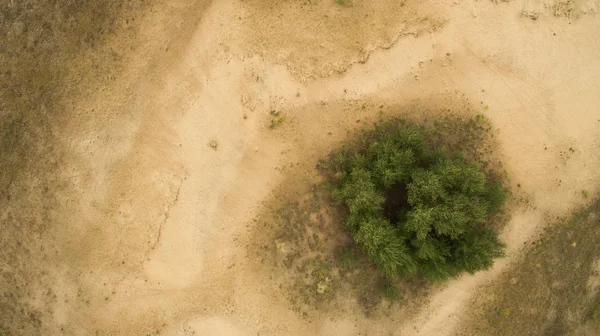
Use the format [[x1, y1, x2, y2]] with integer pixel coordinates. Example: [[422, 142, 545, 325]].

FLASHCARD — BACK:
[[330, 119, 507, 281]]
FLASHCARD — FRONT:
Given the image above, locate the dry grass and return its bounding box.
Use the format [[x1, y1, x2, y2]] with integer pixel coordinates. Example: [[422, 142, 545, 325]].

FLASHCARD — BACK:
[[0, 1, 150, 333], [250, 173, 431, 319], [458, 197, 600, 336]]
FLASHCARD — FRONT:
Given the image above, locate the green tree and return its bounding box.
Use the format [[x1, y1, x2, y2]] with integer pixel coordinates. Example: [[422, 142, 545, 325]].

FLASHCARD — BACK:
[[330, 120, 506, 281]]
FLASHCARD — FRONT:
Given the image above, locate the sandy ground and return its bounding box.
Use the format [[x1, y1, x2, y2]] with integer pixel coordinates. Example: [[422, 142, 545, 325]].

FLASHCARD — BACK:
[[2, 0, 600, 335]]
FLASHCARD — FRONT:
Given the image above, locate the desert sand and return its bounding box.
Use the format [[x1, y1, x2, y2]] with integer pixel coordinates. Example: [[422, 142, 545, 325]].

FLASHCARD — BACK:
[[2, 0, 600, 335]]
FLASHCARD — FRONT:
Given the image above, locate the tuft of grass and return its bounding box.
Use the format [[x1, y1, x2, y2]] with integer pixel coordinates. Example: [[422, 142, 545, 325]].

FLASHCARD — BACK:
[[496, 307, 510, 318], [316, 159, 329, 170], [379, 279, 402, 302], [336, 246, 357, 269], [269, 110, 286, 128]]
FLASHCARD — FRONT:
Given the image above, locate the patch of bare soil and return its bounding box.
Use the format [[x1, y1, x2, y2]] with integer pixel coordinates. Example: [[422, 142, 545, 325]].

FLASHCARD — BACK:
[[522, 0, 599, 20], [2, 0, 600, 335], [240, 0, 445, 80]]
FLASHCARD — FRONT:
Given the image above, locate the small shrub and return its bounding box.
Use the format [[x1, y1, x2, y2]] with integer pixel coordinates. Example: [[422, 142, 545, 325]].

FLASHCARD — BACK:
[[328, 118, 507, 281]]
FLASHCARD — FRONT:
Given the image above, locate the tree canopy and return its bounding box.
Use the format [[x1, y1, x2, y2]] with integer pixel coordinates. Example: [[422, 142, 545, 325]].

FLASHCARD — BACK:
[[329, 120, 507, 281]]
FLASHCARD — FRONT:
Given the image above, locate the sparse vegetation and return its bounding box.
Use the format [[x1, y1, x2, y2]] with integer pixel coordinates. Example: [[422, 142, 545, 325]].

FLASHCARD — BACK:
[[496, 307, 510, 318], [1, 1, 154, 333], [379, 279, 402, 302], [260, 184, 428, 316], [458, 196, 600, 335], [269, 110, 286, 129], [593, 301, 600, 323], [336, 246, 358, 269], [327, 117, 507, 281]]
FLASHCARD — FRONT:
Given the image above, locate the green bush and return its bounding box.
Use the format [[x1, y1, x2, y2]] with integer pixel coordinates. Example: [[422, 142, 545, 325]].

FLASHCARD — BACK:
[[329, 119, 506, 281]]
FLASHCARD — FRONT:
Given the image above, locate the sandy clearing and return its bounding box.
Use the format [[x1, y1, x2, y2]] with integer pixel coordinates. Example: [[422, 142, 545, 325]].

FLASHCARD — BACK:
[[2, 0, 600, 335]]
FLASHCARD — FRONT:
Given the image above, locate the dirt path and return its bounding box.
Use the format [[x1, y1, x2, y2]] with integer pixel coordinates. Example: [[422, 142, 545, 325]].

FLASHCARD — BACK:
[[3, 0, 600, 335]]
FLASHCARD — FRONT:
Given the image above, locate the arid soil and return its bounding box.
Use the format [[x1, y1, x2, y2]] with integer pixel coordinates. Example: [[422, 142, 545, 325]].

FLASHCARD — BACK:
[[1, 0, 600, 335]]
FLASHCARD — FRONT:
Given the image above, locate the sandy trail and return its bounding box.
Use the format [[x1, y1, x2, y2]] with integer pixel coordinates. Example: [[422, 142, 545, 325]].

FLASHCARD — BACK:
[[3, 0, 600, 335]]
